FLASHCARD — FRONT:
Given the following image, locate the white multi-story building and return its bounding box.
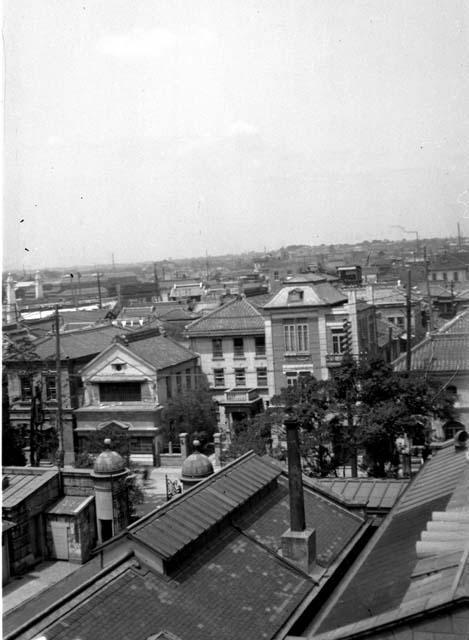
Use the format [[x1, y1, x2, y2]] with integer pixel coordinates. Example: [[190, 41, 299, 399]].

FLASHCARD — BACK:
[[185, 298, 272, 435]]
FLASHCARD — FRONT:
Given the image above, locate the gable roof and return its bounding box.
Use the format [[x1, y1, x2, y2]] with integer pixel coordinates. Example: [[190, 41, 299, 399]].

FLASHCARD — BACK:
[[264, 283, 347, 309], [127, 334, 198, 370], [10, 453, 368, 640], [311, 440, 469, 637], [393, 309, 469, 373], [185, 298, 265, 336], [17, 325, 130, 362]]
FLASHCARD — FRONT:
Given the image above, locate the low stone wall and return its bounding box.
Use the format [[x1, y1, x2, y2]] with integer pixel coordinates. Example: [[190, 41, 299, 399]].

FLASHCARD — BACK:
[[159, 453, 182, 468], [62, 468, 94, 496]]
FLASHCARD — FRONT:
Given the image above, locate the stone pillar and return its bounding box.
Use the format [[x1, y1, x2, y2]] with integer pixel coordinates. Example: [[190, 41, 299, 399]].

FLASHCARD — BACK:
[[213, 433, 222, 467], [34, 271, 43, 299], [179, 432, 189, 460], [6, 273, 16, 323]]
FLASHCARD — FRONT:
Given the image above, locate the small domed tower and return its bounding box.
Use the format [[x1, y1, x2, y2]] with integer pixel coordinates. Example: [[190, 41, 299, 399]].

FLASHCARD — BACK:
[[91, 439, 129, 543], [181, 440, 214, 491]]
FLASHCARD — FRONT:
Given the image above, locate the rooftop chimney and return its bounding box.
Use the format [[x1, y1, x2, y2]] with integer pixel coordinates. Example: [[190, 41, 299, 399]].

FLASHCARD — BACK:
[[281, 418, 316, 572]]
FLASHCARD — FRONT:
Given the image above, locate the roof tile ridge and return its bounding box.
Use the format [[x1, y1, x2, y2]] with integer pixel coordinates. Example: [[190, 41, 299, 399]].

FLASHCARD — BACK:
[[128, 451, 268, 531], [184, 298, 238, 329]]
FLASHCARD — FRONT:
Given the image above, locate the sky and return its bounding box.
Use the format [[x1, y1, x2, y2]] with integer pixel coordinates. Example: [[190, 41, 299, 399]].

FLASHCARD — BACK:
[[3, 0, 469, 270]]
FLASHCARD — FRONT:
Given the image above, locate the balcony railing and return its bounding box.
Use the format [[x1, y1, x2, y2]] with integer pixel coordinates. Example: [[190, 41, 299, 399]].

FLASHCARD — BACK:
[[224, 388, 260, 404]]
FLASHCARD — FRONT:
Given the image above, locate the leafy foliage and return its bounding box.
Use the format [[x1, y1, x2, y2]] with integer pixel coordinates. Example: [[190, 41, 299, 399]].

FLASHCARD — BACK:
[[162, 381, 218, 449]]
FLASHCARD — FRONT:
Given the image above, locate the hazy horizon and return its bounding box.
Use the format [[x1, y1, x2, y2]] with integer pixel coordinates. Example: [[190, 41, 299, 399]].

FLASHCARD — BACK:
[[3, 0, 469, 270]]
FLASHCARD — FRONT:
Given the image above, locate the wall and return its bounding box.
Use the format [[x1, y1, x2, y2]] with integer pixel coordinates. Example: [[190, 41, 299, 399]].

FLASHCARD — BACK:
[[270, 313, 322, 393], [2, 470, 60, 574]]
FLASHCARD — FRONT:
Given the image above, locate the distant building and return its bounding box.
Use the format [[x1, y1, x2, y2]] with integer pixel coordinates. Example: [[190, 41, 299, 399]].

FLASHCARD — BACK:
[[394, 309, 469, 438], [263, 283, 377, 392], [185, 297, 271, 434], [75, 333, 200, 464]]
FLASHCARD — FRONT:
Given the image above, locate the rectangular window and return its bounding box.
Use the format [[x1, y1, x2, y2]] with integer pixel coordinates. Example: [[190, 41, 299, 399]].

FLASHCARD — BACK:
[[233, 337, 244, 357], [213, 369, 225, 387], [443, 272, 448, 281], [185, 369, 192, 390], [331, 330, 346, 354], [396, 317, 405, 327], [19, 376, 32, 401], [255, 336, 266, 356], [99, 382, 141, 402], [454, 272, 459, 282], [166, 376, 172, 399], [432, 273, 437, 281], [256, 367, 268, 387], [284, 322, 309, 353], [45, 375, 57, 401], [176, 372, 182, 394], [212, 338, 223, 358], [234, 368, 246, 387], [286, 372, 298, 387]]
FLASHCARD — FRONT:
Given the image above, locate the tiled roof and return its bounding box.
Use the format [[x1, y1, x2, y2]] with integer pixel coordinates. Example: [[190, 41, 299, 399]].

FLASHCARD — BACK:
[[38, 534, 312, 640], [20, 325, 129, 361], [130, 453, 281, 560], [127, 334, 198, 370], [235, 476, 364, 567], [185, 298, 265, 336], [2, 468, 58, 508], [264, 283, 347, 309], [394, 310, 469, 372], [118, 306, 154, 318], [314, 478, 409, 511], [314, 441, 469, 635], [16, 453, 367, 640], [159, 307, 199, 322]]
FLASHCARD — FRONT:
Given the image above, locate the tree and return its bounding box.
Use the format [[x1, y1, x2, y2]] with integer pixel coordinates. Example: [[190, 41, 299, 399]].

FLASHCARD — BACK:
[[225, 414, 273, 460], [162, 381, 218, 451], [330, 356, 456, 477], [271, 373, 341, 477]]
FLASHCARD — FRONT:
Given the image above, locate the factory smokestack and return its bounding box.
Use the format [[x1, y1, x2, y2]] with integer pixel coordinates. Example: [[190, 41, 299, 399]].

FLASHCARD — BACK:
[[284, 418, 306, 531], [281, 418, 316, 572]]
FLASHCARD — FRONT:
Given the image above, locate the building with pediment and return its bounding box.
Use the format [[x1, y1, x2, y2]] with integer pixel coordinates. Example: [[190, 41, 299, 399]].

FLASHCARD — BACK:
[[75, 333, 200, 465]]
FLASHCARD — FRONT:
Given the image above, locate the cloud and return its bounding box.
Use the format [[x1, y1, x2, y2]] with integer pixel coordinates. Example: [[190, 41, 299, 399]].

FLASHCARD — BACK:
[[225, 121, 259, 138], [96, 26, 217, 59]]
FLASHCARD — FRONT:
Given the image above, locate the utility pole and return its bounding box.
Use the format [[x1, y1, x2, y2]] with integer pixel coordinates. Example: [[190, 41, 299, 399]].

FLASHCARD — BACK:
[[153, 262, 161, 301], [423, 247, 433, 332], [55, 306, 64, 468], [96, 271, 103, 309], [457, 222, 462, 250], [406, 270, 412, 373]]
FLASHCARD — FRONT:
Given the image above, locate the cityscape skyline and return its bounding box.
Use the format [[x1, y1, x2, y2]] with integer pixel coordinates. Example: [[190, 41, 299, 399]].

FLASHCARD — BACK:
[[3, 0, 469, 270]]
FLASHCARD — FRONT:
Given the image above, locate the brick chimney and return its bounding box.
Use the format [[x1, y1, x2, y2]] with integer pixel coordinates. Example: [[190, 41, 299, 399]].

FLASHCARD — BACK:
[[281, 418, 316, 572]]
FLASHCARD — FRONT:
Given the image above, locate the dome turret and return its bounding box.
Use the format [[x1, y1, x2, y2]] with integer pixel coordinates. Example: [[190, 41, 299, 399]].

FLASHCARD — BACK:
[[181, 440, 214, 490], [92, 438, 126, 476]]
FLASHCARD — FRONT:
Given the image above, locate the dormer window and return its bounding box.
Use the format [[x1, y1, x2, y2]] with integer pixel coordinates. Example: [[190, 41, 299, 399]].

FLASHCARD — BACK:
[[288, 288, 304, 303]]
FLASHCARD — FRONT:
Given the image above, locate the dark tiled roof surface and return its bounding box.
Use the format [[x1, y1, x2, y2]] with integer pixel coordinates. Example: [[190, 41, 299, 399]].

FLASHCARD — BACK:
[[185, 298, 265, 336], [394, 309, 469, 372], [234, 476, 364, 567], [315, 478, 409, 511], [2, 469, 58, 508], [42, 529, 312, 640], [394, 334, 469, 372], [29, 325, 128, 361], [130, 453, 280, 559], [316, 443, 469, 634], [128, 335, 198, 370]]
